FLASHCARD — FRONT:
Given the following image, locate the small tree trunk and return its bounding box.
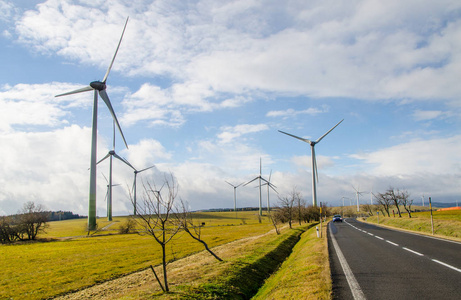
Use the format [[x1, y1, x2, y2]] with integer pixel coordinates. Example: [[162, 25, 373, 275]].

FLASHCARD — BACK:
[[162, 243, 169, 292]]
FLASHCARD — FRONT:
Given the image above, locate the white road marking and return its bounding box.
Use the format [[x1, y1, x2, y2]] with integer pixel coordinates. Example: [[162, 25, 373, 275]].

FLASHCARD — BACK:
[[374, 236, 384, 240], [386, 240, 399, 246], [403, 247, 424, 256], [330, 224, 367, 300], [432, 259, 461, 273]]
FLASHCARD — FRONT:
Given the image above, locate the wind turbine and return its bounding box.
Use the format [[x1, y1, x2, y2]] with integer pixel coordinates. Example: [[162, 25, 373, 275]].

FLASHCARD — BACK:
[[353, 185, 366, 212], [244, 158, 271, 217], [131, 165, 155, 216], [55, 17, 129, 230], [225, 181, 244, 217], [102, 173, 120, 220], [278, 119, 344, 207], [97, 121, 135, 221], [260, 170, 278, 213]]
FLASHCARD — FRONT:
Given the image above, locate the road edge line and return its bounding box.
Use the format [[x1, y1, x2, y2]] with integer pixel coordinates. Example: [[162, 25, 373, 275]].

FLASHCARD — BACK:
[[329, 223, 366, 300]]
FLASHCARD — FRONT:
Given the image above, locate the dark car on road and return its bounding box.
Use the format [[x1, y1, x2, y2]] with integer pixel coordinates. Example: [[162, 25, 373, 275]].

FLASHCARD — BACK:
[[333, 214, 343, 222]]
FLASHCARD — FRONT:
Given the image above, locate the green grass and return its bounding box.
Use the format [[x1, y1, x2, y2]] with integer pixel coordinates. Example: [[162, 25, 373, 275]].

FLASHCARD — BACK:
[[165, 224, 309, 299], [253, 223, 331, 300], [0, 211, 273, 300], [365, 210, 461, 240]]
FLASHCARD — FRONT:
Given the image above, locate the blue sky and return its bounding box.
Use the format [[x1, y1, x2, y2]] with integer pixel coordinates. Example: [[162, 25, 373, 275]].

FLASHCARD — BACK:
[[1, 0, 460, 216]]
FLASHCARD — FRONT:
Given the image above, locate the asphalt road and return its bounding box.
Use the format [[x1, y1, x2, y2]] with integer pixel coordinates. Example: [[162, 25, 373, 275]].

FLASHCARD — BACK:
[[328, 218, 461, 300]]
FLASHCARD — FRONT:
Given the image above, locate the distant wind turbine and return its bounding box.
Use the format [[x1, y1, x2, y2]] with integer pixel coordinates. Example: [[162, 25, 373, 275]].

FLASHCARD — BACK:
[[244, 158, 271, 217], [102, 173, 120, 219], [131, 165, 155, 216], [55, 17, 129, 230], [353, 185, 366, 212], [97, 121, 135, 221], [225, 181, 244, 216], [278, 119, 344, 206], [260, 170, 278, 213]]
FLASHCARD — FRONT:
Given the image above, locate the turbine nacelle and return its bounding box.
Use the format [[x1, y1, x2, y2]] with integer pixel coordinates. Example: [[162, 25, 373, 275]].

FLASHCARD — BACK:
[[90, 81, 106, 91]]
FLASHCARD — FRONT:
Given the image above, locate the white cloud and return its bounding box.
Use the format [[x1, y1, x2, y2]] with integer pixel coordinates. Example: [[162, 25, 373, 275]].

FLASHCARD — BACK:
[[412, 109, 450, 121], [0, 83, 94, 132], [351, 135, 461, 176], [217, 123, 269, 143], [266, 107, 328, 118], [14, 0, 461, 107]]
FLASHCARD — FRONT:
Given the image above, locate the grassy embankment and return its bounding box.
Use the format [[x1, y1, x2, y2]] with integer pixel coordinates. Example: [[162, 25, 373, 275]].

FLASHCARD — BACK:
[[364, 209, 461, 241], [253, 222, 331, 300], [0, 211, 274, 300]]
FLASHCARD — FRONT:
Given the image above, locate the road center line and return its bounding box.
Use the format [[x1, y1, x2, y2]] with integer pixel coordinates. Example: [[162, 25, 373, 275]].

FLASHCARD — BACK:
[[403, 247, 424, 256], [330, 224, 366, 300], [385, 240, 399, 246], [374, 236, 384, 240], [432, 259, 461, 273]]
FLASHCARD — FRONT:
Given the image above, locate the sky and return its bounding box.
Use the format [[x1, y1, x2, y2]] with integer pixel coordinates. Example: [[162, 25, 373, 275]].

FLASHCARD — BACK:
[[0, 0, 460, 217]]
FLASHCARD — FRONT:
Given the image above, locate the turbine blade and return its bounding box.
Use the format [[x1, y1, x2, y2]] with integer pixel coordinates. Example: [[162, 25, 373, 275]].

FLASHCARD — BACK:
[[112, 121, 116, 150], [316, 119, 344, 143], [139, 165, 155, 173], [97, 153, 111, 165], [102, 17, 129, 83], [99, 89, 129, 149], [278, 130, 311, 144], [269, 183, 278, 194], [236, 182, 245, 188], [269, 169, 272, 182], [102, 173, 108, 184], [113, 153, 135, 170], [55, 85, 93, 97], [225, 180, 234, 187], [243, 177, 259, 186]]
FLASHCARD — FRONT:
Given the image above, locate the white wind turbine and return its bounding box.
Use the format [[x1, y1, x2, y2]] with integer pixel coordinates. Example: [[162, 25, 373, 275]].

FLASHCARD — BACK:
[[225, 181, 244, 216], [97, 121, 135, 221], [260, 170, 278, 213], [278, 119, 344, 207], [102, 173, 120, 219], [353, 185, 366, 212], [131, 165, 155, 216], [244, 158, 271, 217], [55, 17, 130, 230]]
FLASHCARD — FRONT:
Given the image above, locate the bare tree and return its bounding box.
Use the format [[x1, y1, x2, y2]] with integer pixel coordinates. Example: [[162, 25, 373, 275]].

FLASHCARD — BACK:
[[398, 189, 413, 218], [295, 192, 305, 225], [17, 202, 48, 240], [362, 204, 374, 216], [276, 188, 300, 229], [266, 208, 281, 235], [176, 199, 223, 261], [132, 174, 181, 292], [388, 187, 402, 217], [374, 192, 393, 217]]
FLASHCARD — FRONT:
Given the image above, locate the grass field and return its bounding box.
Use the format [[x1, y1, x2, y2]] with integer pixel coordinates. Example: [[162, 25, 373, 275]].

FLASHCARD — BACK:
[[0, 211, 275, 300], [364, 209, 461, 240]]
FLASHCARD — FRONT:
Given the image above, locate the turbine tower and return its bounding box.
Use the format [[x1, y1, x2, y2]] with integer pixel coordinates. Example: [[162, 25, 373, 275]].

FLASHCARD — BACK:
[[244, 158, 271, 217], [278, 119, 343, 206], [225, 181, 244, 217], [55, 17, 129, 230], [97, 122, 135, 221]]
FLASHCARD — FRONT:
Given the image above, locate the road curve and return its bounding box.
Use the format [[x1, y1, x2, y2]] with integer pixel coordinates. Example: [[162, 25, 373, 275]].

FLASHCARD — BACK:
[[328, 218, 461, 300]]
